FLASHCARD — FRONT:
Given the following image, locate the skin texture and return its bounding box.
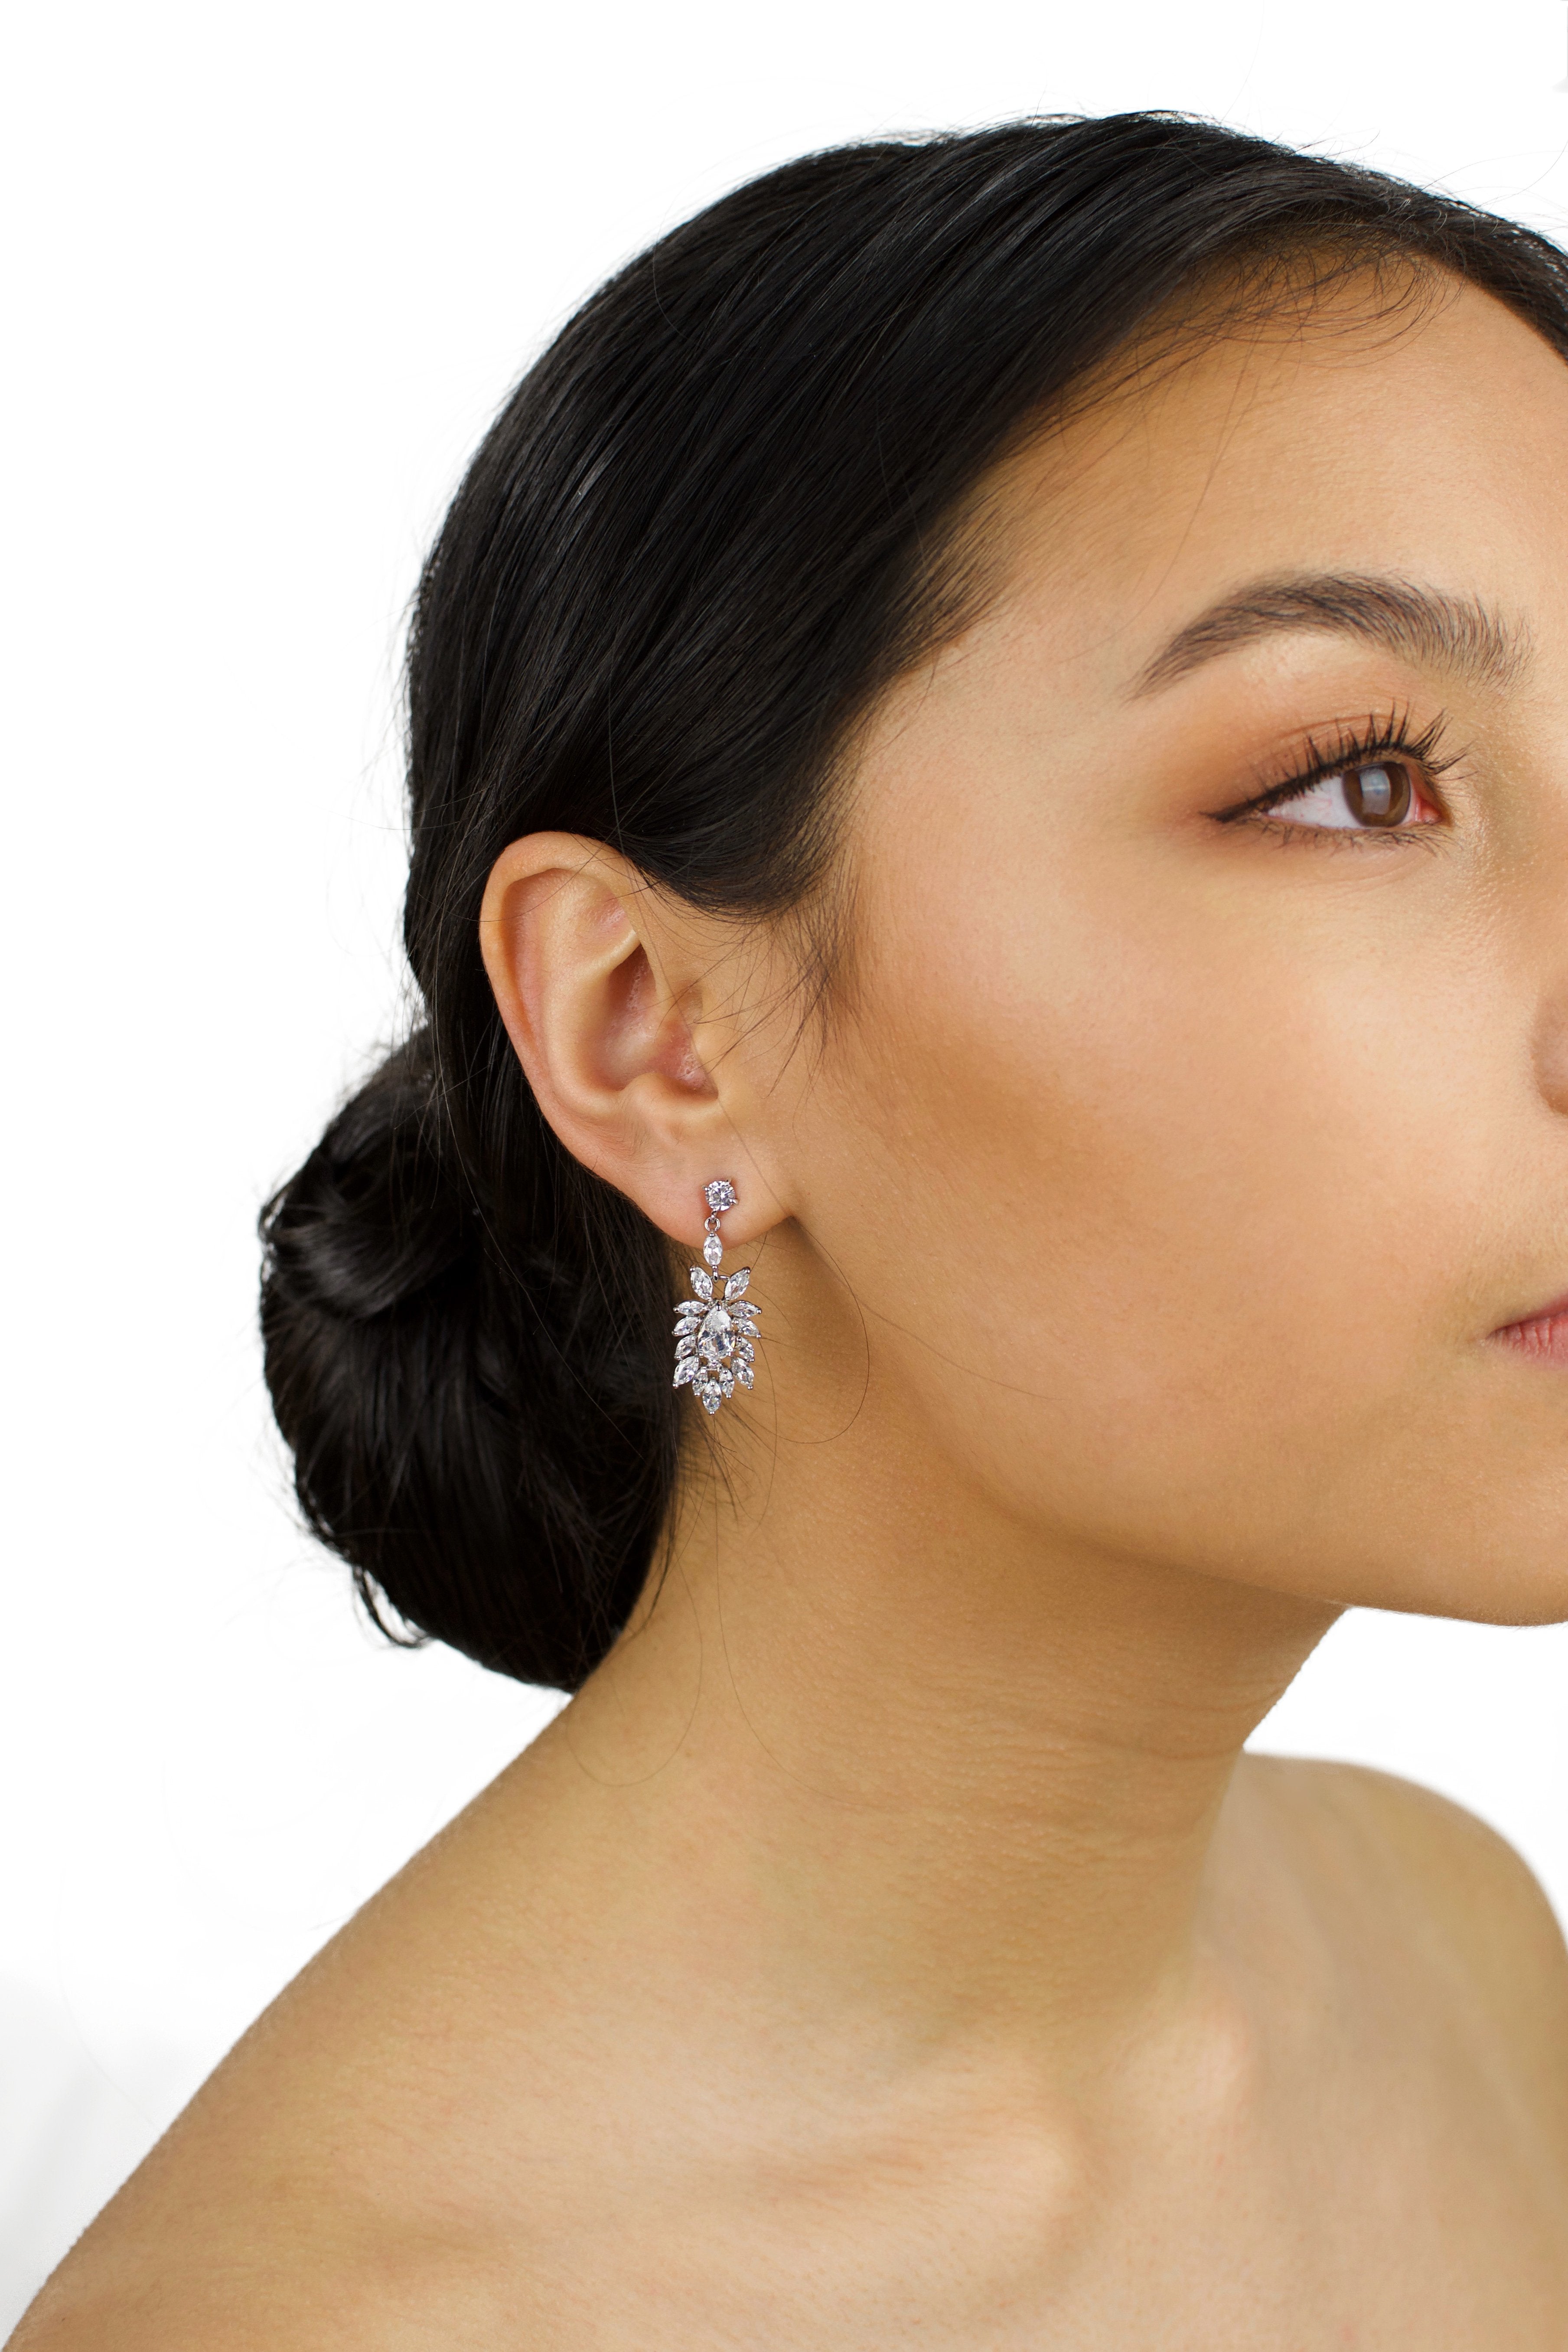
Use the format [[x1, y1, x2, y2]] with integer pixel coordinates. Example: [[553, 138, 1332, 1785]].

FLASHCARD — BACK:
[[16, 271, 1568, 2348]]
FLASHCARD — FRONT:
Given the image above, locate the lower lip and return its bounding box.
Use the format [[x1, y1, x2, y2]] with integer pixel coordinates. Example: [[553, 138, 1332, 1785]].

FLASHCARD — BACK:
[[1493, 1306, 1568, 1365]]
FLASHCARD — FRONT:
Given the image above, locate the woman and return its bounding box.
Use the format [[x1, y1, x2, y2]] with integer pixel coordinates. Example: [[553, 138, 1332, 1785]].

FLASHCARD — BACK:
[[18, 112, 1568, 2345]]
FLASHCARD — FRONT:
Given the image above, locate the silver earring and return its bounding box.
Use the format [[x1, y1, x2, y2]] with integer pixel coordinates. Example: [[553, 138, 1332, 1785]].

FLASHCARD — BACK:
[[672, 1177, 760, 1416]]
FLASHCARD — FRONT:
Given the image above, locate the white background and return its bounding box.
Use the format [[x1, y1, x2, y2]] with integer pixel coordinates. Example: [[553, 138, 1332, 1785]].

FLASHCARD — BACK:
[[6, 0, 1568, 2326]]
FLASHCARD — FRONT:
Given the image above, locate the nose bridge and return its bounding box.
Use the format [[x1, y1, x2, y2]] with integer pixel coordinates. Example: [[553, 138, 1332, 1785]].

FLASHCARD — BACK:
[[1491, 577, 1568, 1117], [1506, 746, 1568, 1113]]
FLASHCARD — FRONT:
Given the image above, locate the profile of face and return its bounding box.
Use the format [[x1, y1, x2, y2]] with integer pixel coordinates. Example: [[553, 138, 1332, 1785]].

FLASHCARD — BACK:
[[486, 271, 1568, 1640]]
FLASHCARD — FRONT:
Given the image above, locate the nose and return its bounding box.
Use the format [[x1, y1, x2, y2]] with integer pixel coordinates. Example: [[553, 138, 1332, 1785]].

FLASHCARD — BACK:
[[1532, 984, 1568, 1117]]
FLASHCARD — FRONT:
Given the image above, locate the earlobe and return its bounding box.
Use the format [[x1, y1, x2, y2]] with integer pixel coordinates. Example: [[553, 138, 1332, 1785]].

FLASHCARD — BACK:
[[477, 834, 740, 1243]]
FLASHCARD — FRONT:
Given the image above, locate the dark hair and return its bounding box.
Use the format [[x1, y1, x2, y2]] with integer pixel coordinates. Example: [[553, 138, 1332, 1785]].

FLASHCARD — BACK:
[[259, 112, 1568, 1692]]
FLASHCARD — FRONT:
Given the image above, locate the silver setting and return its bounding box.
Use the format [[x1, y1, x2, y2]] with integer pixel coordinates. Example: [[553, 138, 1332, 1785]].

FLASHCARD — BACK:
[[675, 1180, 759, 1415]]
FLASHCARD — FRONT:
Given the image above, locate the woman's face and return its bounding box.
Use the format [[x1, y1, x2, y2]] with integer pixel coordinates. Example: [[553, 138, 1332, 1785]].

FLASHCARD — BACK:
[[775, 272, 1568, 1622]]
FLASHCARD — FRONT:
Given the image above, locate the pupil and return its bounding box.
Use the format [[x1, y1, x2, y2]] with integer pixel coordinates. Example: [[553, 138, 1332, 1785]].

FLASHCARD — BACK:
[[1346, 763, 1411, 827]]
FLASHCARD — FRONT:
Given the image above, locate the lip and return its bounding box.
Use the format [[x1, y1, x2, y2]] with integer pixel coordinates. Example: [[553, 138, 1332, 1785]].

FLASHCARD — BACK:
[[1492, 1294, 1568, 1364]]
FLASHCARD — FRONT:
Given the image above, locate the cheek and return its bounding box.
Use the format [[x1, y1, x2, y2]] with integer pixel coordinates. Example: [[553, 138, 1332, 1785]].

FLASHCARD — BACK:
[[835, 846, 1500, 1558]]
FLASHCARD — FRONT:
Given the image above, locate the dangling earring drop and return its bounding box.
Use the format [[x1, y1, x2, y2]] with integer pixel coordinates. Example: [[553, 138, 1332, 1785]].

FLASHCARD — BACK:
[[672, 1177, 760, 1416]]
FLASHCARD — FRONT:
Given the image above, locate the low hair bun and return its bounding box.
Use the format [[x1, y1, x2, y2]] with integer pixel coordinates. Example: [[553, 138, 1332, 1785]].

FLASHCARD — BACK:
[[260, 1031, 675, 1690]]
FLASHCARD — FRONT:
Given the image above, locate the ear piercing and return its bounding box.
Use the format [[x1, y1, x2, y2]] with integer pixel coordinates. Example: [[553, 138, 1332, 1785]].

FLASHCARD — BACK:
[[672, 1178, 760, 1416]]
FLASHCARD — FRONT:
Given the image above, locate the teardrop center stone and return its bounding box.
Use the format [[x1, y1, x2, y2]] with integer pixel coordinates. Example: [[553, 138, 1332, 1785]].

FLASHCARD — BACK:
[[701, 1304, 735, 1359]]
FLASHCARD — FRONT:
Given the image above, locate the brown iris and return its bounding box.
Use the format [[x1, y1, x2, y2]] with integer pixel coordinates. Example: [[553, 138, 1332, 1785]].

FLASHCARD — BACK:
[[1340, 761, 1413, 827]]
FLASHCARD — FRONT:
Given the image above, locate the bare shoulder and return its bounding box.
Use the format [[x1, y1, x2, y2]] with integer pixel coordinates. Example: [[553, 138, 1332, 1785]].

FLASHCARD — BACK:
[[3, 1762, 569, 2352], [1242, 1752, 1568, 2143]]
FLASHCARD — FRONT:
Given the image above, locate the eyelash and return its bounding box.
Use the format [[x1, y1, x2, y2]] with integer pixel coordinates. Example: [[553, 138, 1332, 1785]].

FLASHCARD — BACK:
[[1213, 708, 1459, 842]]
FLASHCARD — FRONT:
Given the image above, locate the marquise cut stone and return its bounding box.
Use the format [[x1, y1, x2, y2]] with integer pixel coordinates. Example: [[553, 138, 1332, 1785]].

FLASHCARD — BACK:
[[701, 1382, 723, 1415], [702, 1232, 724, 1270], [724, 1269, 750, 1300], [737, 1361, 754, 1389], [673, 1357, 699, 1387], [689, 1269, 714, 1302]]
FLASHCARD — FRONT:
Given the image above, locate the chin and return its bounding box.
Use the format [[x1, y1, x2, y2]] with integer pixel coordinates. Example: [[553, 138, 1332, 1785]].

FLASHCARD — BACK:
[[1317, 1542, 1568, 1630]]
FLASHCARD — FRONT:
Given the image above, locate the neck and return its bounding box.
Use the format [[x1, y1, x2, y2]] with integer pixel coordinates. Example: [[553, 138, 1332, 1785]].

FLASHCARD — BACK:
[[551, 1336, 1336, 2064]]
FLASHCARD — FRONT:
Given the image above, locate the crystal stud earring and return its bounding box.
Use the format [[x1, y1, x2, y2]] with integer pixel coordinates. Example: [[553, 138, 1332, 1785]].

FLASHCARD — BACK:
[[672, 1177, 760, 1416]]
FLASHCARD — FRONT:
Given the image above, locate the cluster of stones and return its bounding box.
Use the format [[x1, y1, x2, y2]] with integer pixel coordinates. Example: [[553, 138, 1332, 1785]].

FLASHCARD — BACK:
[[672, 1264, 759, 1415]]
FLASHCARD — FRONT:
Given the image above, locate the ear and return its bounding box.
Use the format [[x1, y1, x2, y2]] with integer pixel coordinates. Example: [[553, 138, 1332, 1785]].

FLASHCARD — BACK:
[[478, 833, 779, 1249]]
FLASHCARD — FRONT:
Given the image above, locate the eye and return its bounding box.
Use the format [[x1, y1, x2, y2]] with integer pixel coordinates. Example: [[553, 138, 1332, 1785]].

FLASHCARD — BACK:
[[1269, 760, 1434, 832]]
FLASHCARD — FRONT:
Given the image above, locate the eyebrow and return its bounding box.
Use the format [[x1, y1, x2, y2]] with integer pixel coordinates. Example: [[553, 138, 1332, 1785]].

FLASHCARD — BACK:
[[1130, 572, 1530, 698]]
